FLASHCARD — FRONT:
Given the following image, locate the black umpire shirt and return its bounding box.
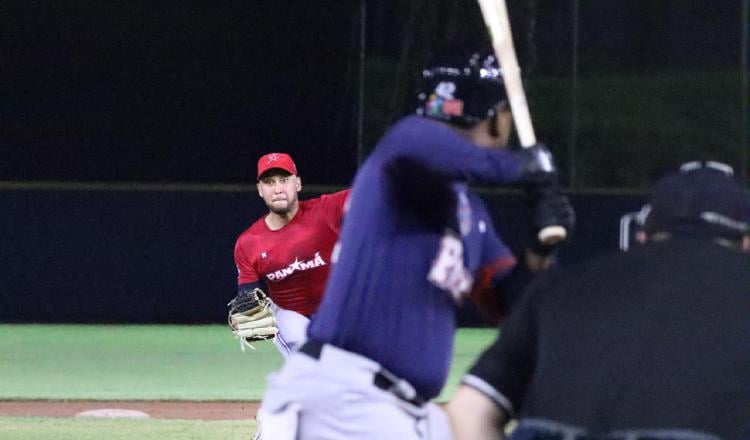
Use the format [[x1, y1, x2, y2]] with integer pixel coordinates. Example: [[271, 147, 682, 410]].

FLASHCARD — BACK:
[[469, 237, 750, 439]]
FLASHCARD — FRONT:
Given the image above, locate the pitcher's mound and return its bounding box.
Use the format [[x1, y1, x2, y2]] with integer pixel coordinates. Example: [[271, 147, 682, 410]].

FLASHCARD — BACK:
[[76, 409, 150, 419]]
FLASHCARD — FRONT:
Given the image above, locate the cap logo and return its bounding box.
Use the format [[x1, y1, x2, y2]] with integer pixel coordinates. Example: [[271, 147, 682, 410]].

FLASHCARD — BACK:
[[426, 96, 464, 117], [435, 81, 456, 99], [426, 82, 464, 117], [266, 153, 281, 165]]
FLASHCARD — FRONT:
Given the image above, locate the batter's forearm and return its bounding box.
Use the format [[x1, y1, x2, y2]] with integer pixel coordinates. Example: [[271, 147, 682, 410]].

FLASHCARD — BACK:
[[386, 117, 523, 184], [447, 385, 507, 440]]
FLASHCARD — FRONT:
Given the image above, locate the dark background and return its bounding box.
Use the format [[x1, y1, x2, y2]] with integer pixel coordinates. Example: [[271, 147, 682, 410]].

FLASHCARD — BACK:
[[0, 186, 643, 324], [2, 1, 360, 184], [2, 0, 748, 187], [1, 1, 748, 323]]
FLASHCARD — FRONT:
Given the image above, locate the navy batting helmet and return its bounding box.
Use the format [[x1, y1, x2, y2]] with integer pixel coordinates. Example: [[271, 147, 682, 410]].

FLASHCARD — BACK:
[[415, 52, 507, 127]]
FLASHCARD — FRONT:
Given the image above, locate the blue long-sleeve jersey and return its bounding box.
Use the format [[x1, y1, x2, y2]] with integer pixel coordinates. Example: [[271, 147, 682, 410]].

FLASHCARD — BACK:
[[307, 116, 523, 399]]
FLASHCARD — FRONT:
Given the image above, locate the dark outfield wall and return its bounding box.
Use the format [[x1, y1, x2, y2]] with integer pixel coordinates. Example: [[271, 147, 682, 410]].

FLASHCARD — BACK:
[[0, 185, 644, 324]]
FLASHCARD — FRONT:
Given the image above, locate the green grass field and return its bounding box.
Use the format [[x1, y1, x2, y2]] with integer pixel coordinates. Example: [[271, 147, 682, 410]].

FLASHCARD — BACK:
[[0, 324, 496, 439]]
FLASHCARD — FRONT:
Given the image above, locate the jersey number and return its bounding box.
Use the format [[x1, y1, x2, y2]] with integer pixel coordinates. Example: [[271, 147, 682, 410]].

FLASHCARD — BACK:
[[427, 234, 473, 302]]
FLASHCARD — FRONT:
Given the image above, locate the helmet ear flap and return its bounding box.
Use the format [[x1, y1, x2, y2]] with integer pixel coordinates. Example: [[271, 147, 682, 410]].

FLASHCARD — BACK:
[[487, 111, 500, 138]]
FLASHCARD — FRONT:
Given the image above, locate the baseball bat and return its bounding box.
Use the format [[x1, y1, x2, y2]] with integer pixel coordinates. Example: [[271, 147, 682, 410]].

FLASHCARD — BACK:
[[477, 0, 567, 244]]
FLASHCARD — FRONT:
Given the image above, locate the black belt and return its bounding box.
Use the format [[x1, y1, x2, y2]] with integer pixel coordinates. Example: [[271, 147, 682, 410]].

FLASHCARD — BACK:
[[299, 340, 426, 407]]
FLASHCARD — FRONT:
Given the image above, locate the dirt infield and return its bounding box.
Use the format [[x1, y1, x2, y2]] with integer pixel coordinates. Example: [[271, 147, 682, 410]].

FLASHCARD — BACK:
[[0, 400, 260, 420]]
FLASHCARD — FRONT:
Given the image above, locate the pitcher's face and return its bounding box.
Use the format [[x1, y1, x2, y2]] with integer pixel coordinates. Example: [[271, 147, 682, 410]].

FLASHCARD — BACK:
[[257, 171, 302, 215]]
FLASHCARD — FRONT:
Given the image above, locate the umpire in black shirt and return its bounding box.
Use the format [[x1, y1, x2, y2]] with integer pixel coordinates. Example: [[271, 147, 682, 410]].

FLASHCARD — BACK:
[[447, 161, 750, 440]]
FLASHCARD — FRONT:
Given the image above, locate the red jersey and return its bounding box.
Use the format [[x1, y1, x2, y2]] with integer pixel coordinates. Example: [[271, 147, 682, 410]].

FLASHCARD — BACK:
[[234, 189, 350, 316]]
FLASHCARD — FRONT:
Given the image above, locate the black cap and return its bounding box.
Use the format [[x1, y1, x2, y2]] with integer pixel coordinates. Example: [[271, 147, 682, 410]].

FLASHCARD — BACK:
[[643, 161, 750, 240]]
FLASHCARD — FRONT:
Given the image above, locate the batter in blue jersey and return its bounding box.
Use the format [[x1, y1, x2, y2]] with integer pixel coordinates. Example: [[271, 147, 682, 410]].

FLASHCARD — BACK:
[[255, 52, 575, 440]]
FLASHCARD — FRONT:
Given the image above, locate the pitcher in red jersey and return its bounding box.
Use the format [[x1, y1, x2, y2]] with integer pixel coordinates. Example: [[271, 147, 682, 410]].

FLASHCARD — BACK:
[[231, 152, 349, 357]]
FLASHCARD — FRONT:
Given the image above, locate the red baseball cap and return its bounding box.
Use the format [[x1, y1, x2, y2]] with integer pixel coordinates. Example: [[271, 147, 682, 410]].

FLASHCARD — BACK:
[[257, 153, 298, 179]]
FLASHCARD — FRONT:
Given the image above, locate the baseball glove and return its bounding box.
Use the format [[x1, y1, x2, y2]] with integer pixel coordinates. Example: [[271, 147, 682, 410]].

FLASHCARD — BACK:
[[227, 287, 278, 352]]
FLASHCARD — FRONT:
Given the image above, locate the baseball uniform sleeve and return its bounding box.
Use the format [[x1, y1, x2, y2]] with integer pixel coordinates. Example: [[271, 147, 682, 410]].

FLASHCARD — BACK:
[[316, 189, 351, 232], [382, 116, 522, 185], [469, 198, 517, 319], [234, 236, 260, 285]]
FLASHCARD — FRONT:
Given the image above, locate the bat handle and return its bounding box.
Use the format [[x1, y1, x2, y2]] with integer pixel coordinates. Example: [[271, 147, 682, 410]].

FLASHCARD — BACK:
[[538, 225, 567, 245]]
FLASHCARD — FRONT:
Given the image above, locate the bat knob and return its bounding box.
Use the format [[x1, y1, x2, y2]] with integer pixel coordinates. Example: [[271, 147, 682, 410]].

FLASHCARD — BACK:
[[537, 226, 567, 245]]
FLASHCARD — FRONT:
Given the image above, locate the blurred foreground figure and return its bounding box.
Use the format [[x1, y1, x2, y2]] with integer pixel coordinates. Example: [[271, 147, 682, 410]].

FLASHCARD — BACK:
[[447, 160, 750, 440], [254, 51, 574, 440]]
